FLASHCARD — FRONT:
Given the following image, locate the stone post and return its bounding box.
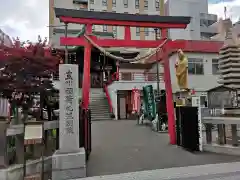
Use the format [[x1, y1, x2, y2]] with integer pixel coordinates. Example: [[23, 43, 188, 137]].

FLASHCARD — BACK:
[[52, 64, 86, 180]]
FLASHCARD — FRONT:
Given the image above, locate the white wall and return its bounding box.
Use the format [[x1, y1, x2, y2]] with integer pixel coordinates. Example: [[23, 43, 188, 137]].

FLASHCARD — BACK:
[[167, 0, 208, 40], [108, 52, 220, 118], [107, 68, 165, 119], [169, 52, 220, 92]]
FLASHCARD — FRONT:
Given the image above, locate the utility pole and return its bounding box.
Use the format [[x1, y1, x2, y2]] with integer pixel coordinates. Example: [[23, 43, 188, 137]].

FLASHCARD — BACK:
[[154, 28, 160, 97], [154, 28, 161, 132], [155, 0, 165, 131], [64, 23, 68, 64]]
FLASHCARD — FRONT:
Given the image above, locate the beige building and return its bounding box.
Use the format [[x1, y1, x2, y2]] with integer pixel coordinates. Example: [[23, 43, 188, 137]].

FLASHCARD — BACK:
[[49, 0, 163, 47], [49, 0, 218, 47], [210, 18, 240, 42]]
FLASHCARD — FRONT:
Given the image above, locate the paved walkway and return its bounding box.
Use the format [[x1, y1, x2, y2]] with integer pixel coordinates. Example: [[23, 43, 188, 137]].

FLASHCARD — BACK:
[[87, 120, 240, 177], [81, 161, 240, 180]]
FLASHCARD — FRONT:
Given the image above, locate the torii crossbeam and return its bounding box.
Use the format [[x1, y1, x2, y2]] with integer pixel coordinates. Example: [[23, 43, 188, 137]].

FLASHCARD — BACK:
[[55, 8, 191, 145]]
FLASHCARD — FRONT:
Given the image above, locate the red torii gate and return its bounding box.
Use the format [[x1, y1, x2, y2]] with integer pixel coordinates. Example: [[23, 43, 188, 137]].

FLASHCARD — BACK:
[[55, 8, 191, 145]]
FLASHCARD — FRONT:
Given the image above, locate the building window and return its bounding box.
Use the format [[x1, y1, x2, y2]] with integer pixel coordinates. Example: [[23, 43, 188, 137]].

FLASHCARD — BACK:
[[123, 0, 128, 8], [144, 0, 148, 9], [103, 25, 107, 32], [113, 26, 117, 38], [121, 72, 132, 80], [102, 0, 107, 6], [90, 0, 94, 4], [145, 28, 149, 36], [200, 96, 207, 107], [136, 27, 140, 36], [135, 0, 139, 9], [113, 0, 116, 7], [155, 0, 160, 10], [155, 28, 161, 39], [188, 58, 204, 75], [212, 59, 219, 74]]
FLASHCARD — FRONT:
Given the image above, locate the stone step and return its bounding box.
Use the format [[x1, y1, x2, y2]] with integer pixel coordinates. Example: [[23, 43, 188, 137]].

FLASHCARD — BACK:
[[90, 104, 109, 106], [91, 112, 111, 116], [90, 98, 106, 100], [91, 118, 112, 121], [89, 105, 109, 108], [90, 100, 108, 103], [92, 112, 111, 114], [90, 109, 109, 111], [90, 105, 109, 108], [91, 112, 110, 115], [90, 101, 108, 103], [92, 109, 109, 111], [92, 116, 110, 118], [91, 111, 110, 114], [90, 101, 109, 104], [92, 116, 111, 119]]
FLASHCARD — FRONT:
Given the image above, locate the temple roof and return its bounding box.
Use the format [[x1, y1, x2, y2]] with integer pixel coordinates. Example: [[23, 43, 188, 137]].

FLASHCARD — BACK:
[[54, 8, 191, 25]]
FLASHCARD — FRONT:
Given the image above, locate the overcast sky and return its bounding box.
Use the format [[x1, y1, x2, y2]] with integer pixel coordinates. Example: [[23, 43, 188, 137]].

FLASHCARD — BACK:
[[0, 0, 239, 42]]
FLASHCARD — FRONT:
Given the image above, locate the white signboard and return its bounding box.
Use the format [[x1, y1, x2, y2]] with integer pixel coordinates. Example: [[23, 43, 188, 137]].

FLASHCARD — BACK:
[[24, 124, 43, 140], [59, 64, 79, 150], [192, 96, 203, 151], [192, 96, 200, 107]]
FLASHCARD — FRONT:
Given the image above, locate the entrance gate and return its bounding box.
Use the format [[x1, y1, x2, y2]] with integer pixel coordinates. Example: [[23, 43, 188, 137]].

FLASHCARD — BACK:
[[176, 106, 200, 152], [54, 8, 191, 145]]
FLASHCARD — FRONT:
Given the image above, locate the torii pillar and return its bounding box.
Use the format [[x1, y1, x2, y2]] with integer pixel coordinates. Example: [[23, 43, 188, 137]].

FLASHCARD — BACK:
[[82, 24, 92, 109]]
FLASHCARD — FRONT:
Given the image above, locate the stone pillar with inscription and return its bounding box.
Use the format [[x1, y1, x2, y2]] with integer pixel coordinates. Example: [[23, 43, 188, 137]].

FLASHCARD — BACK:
[[52, 64, 86, 180]]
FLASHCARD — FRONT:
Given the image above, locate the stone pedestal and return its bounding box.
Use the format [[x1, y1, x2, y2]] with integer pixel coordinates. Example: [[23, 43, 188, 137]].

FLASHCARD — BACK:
[[52, 148, 86, 180]]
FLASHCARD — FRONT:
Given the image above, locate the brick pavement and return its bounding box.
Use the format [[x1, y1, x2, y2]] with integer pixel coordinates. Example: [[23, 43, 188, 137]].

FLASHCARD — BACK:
[[86, 120, 240, 177]]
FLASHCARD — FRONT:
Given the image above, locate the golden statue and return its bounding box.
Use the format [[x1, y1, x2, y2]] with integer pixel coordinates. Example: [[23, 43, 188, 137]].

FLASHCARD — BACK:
[[175, 49, 188, 90]]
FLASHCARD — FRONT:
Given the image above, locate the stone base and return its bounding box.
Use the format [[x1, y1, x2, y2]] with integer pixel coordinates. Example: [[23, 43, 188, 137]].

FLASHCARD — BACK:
[[52, 148, 86, 180]]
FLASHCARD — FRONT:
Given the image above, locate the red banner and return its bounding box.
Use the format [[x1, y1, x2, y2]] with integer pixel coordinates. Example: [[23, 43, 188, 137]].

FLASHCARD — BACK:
[[132, 88, 140, 113]]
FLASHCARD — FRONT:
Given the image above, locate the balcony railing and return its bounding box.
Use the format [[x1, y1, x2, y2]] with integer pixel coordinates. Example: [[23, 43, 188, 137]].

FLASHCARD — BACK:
[[73, 0, 88, 4], [118, 72, 164, 82]]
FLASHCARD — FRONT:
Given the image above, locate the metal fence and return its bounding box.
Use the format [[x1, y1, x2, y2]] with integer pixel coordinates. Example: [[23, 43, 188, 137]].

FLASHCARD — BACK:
[[79, 108, 92, 160], [0, 120, 59, 180]]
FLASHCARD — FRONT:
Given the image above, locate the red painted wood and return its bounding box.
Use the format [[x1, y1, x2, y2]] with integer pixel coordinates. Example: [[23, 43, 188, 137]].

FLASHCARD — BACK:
[[82, 24, 92, 110], [161, 29, 168, 38], [124, 26, 131, 41], [183, 40, 222, 53], [162, 47, 176, 145], [60, 36, 185, 48], [145, 40, 222, 63], [60, 16, 188, 29]]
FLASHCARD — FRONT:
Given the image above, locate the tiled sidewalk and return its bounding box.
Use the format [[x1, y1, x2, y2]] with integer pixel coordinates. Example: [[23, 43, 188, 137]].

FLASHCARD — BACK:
[[81, 161, 240, 180], [86, 120, 240, 177]]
